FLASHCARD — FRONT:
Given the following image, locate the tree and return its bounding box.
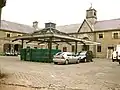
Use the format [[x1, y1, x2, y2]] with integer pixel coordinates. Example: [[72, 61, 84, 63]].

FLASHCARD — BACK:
[[0, 0, 6, 8]]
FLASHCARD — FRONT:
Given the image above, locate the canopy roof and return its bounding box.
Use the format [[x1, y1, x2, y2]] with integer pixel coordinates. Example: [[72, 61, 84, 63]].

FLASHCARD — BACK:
[[12, 25, 100, 45]]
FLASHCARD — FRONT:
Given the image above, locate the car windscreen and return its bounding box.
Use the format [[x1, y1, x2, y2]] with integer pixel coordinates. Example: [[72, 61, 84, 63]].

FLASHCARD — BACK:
[[79, 52, 86, 56], [55, 52, 63, 56]]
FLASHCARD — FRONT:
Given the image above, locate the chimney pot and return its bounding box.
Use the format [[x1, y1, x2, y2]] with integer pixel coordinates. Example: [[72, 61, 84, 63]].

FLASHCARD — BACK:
[[33, 21, 38, 29]]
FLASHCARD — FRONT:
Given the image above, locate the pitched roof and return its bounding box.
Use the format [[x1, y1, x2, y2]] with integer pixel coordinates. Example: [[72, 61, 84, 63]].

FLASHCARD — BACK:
[[1, 18, 120, 34], [78, 19, 93, 32], [0, 20, 36, 33], [94, 18, 120, 31], [56, 23, 81, 33], [57, 18, 120, 33], [32, 27, 68, 36]]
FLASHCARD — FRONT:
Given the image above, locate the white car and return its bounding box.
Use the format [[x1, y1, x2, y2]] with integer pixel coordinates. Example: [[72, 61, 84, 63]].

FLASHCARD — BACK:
[[53, 52, 79, 64], [112, 51, 117, 62]]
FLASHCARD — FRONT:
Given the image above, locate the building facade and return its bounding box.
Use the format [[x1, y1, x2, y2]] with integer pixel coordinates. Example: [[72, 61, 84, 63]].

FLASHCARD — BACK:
[[0, 7, 120, 58], [61, 7, 120, 59], [0, 20, 36, 55]]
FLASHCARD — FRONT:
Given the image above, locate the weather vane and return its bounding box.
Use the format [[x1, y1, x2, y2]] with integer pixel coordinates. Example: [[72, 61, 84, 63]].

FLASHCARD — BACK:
[[89, 3, 92, 9]]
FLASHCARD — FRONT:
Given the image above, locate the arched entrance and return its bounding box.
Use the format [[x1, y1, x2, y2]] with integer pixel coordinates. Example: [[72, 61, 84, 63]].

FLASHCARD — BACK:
[[82, 37, 89, 51], [3, 43, 22, 55], [14, 44, 22, 55], [14, 44, 21, 52], [3, 43, 12, 53]]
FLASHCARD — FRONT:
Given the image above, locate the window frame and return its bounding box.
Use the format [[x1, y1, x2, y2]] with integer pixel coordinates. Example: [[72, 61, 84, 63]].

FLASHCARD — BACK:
[[99, 33, 103, 38], [113, 32, 118, 39], [98, 32, 104, 39], [6, 33, 10, 37]]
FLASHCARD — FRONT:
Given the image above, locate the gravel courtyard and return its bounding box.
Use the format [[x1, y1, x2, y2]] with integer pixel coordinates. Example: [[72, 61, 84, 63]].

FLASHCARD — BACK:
[[0, 56, 120, 90]]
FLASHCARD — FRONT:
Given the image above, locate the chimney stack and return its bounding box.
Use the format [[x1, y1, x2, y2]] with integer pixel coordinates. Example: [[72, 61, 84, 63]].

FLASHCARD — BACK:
[[33, 21, 38, 30]]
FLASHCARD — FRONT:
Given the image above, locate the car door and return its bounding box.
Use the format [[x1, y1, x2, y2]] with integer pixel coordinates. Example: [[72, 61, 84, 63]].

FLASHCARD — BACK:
[[72, 54, 78, 63], [68, 53, 74, 63], [66, 53, 73, 63]]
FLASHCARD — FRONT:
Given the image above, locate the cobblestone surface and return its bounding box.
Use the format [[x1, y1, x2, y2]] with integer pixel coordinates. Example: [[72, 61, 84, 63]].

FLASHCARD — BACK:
[[0, 56, 120, 90]]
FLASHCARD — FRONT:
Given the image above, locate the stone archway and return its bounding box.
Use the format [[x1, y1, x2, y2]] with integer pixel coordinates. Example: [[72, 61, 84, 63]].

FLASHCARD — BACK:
[[82, 37, 89, 51], [3, 43, 12, 53], [3, 43, 22, 55], [14, 44, 22, 52]]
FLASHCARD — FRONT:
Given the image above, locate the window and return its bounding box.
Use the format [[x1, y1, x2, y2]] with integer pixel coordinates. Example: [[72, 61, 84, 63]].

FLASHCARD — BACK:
[[63, 47, 67, 52], [99, 34, 103, 38], [97, 45, 101, 52], [67, 54, 72, 56], [7, 33, 10, 37], [113, 33, 118, 39]]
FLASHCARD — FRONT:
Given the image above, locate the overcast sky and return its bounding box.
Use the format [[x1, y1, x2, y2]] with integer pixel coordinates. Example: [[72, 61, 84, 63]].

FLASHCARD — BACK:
[[1, 0, 120, 28]]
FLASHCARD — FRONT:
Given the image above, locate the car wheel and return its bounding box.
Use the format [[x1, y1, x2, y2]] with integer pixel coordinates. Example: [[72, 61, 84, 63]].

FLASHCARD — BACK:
[[84, 58, 87, 62], [65, 60, 69, 65], [112, 59, 115, 62], [76, 59, 80, 64], [119, 62, 120, 64]]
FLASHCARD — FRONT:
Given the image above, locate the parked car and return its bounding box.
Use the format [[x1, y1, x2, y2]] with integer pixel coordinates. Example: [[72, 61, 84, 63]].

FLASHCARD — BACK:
[[53, 52, 80, 64], [77, 51, 93, 62]]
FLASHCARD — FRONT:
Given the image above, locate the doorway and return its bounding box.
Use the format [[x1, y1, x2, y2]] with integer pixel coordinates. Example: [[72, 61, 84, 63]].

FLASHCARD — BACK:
[[82, 37, 89, 51], [82, 45, 89, 51], [107, 47, 114, 59], [63, 47, 67, 52], [14, 44, 22, 54], [3, 43, 12, 52]]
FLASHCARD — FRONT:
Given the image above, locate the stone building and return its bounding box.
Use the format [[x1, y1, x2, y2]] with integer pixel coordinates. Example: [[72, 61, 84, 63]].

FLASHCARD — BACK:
[[57, 7, 120, 58], [0, 7, 120, 58], [0, 20, 36, 54]]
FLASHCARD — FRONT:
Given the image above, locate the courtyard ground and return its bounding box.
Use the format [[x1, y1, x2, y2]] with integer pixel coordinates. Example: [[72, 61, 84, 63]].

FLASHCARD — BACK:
[[0, 56, 120, 90]]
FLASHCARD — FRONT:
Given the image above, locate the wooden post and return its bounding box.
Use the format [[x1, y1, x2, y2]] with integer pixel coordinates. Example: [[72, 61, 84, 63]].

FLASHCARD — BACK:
[[48, 38, 52, 60], [21, 39, 24, 48], [0, 8, 2, 27], [75, 41, 77, 54], [56, 44, 59, 49]]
